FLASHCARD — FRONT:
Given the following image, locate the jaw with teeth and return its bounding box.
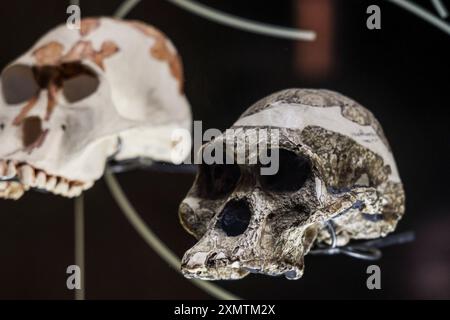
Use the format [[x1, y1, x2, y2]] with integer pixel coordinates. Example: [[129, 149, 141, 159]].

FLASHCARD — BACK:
[[0, 160, 92, 199]]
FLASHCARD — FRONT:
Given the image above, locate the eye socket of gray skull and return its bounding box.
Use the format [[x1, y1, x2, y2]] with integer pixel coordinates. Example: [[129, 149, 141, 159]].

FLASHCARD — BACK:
[[196, 162, 241, 200], [258, 148, 312, 192], [217, 199, 251, 237]]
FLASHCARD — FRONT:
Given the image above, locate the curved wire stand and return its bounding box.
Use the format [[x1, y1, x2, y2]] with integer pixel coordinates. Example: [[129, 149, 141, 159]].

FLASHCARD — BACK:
[[74, 168, 240, 300], [431, 0, 449, 18], [74, 195, 85, 300], [166, 0, 316, 41], [115, 0, 450, 38], [69, 0, 421, 300], [115, 0, 316, 40], [386, 0, 450, 35], [103, 168, 240, 300], [114, 0, 141, 18], [70, 0, 239, 301]]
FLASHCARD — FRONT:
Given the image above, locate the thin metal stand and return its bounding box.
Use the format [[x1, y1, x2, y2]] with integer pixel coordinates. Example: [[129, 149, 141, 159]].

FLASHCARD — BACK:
[[74, 195, 85, 300]]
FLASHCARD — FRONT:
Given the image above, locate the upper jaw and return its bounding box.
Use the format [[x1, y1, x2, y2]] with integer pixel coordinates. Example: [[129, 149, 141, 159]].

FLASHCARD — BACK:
[[181, 263, 249, 280], [0, 159, 93, 199], [181, 259, 303, 280], [181, 248, 304, 280]]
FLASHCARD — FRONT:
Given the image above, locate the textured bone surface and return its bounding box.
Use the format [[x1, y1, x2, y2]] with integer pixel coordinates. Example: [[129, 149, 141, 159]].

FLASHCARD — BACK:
[[179, 89, 405, 280], [0, 17, 191, 199]]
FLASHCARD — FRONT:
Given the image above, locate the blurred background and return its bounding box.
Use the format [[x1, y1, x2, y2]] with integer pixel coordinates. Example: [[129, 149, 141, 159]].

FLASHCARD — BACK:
[[0, 0, 449, 299]]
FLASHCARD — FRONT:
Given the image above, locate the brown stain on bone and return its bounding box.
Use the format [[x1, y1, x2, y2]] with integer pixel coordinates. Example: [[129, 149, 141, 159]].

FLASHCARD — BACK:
[[80, 18, 100, 37], [45, 82, 58, 120], [13, 95, 38, 125], [33, 38, 119, 71], [33, 42, 64, 66], [128, 21, 184, 93], [24, 39, 119, 122], [61, 40, 119, 70], [96, 41, 120, 69]]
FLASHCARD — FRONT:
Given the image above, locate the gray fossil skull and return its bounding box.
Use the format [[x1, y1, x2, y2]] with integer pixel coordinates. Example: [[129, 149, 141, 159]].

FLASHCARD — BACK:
[[179, 89, 405, 280]]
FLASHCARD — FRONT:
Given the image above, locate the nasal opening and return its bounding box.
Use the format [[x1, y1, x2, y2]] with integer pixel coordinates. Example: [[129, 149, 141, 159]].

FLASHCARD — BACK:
[[23, 116, 43, 148], [218, 199, 251, 236]]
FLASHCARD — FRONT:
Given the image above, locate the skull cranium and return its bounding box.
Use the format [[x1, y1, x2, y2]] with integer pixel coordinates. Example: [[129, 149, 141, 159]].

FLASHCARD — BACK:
[[179, 89, 405, 280], [0, 18, 191, 199]]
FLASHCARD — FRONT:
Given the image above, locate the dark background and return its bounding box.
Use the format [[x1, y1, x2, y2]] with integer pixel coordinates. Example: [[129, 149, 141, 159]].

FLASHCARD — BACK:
[[0, 0, 449, 299]]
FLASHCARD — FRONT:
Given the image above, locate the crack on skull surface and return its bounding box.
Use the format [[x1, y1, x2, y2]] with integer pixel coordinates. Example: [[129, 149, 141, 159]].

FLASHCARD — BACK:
[[241, 89, 391, 150]]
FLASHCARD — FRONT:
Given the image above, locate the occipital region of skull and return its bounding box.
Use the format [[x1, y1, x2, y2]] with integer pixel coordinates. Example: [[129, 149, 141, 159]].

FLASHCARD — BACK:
[[0, 17, 191, 199], [179, 88, 405, 280]]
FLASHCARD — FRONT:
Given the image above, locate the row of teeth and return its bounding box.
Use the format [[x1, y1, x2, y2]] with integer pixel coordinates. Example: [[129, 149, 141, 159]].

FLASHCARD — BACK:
[[0, 160, 93, 199]]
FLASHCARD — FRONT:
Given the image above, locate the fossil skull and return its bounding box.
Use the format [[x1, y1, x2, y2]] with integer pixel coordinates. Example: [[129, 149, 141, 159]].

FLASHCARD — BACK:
[[0, 17, 191, 199], [179, 89, 405, 280]]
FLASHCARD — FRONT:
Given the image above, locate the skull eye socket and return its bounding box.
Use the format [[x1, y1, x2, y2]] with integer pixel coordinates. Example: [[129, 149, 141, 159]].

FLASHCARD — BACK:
[[1, 65, 39, 104], [259, 149, 311, 192], [218, 199, 251, 236], [61, 63, 99, 103], [197, 163, 241, 199]]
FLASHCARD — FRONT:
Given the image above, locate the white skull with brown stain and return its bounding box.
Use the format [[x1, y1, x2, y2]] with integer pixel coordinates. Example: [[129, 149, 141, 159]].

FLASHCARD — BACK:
[[179, 89, 405, 280], [0, 18, 191, 199]]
